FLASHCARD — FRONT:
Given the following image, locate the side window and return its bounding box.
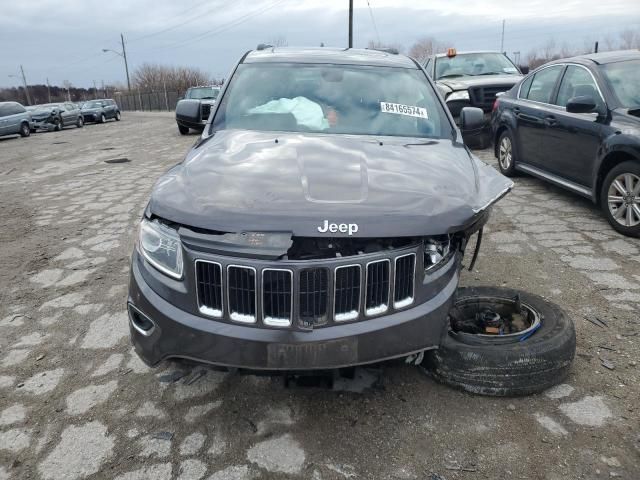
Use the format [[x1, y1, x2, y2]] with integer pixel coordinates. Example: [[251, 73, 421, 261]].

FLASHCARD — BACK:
[[526, 65, 564, 104], [555, 65, 603, 108], [518, 75, 534, 98], [0, 104, 10, 117], [8, 103, 24, 115]]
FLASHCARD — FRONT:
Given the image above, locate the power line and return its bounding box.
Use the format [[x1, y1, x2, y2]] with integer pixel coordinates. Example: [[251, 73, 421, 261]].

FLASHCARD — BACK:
[[127, 0, 225, 42], [134, 0, 288, 52], [366, 0, 381, 45]]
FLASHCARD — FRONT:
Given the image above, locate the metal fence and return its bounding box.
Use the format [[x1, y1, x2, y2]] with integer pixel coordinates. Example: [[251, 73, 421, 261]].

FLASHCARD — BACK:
[[115, 90, 184, 111]]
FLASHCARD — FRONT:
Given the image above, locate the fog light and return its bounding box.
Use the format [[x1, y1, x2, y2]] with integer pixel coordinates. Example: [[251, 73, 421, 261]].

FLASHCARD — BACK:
[[127, 303, 155, 336]]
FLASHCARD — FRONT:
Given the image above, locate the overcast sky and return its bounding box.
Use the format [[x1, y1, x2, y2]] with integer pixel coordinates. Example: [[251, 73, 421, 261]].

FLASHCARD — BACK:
[[1, 0, 639, 88]]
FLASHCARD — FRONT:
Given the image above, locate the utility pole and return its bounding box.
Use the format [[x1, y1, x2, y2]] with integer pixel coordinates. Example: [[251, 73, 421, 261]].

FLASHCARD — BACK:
[[500, 19, 505, 53], [594, 41, 599, 53], [93, 80, 98, 99], [19, 65, 31, 105], [46, 78, 51, 103], [121, 33, 131, 92], [348, 0, 353, 48]]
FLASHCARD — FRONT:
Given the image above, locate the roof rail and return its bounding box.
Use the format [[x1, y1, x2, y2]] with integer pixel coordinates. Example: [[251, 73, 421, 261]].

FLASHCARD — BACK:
[[256, 43, 273, 51], [366, 47, 399, 55]]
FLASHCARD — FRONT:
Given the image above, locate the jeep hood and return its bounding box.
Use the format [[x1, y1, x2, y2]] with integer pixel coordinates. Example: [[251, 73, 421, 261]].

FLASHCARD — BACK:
[[149, 130, 512, 237]]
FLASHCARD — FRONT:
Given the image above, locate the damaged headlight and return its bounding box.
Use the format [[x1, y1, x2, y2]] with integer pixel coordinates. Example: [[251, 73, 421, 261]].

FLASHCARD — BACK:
[[424, 236, 451, 272], [138, 219, 183, 279]]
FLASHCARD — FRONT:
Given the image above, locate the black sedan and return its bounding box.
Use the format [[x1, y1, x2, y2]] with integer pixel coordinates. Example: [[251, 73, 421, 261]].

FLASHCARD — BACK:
[[492, 50, 640, 237]]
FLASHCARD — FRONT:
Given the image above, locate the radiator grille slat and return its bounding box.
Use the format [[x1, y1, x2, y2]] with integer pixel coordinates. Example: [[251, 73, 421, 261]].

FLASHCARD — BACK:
[[196, 261, 222, 317], [262, 269, 292, 326], [334, 265, 361, 322], [394, 254, 415, 309], [299, 268, 329, 327], [366, 260, 390, 315], [227, 266, 256, 323]]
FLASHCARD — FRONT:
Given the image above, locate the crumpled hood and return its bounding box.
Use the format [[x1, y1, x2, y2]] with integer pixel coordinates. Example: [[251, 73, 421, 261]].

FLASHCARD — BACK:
[[149, 130, 512, 237]]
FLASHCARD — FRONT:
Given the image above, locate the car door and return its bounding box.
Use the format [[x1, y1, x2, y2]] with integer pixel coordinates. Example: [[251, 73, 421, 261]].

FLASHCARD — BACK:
[[6, 103, 23, 134], [546, 65, 605, 186], [63, 102, 77, 123], [104, 100, 114, 118], [513, 65, 565, 168], [0, 104, 9, 135]]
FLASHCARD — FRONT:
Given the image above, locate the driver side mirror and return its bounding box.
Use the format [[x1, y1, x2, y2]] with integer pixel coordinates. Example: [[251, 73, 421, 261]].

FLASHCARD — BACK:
[[566, 95, 597, 114], [460, 107, 485, 132], [519, 65, 530, 74]]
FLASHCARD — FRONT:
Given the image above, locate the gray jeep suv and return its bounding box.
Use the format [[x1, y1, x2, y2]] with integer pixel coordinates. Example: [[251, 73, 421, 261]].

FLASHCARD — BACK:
[[128, 47, 513, 371], [0, 101, 32, 138]]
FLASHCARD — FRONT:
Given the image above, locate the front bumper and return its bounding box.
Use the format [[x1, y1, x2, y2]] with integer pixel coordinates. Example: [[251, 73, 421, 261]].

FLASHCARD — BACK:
[[82, 112, 99, 122], [128, 250, 460, 370]]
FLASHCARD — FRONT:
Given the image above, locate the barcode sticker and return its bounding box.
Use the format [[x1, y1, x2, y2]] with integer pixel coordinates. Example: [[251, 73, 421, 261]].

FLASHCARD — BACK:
[[380, 102, 428, 119]]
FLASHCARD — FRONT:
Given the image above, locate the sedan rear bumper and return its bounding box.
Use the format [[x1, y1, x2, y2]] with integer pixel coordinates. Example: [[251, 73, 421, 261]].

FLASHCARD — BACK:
[[128, 255, 457, 370]]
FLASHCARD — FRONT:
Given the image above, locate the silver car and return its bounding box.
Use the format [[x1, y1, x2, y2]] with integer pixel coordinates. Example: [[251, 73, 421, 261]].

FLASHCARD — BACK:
[[30, 102, 84, 131], [0, 101, 32, 138]]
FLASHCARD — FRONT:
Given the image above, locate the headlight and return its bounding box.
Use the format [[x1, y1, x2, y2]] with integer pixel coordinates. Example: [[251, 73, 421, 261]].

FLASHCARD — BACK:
[[446, 90, 470, 102], [424, 236, 451, 272], [138, 219, 183, 279]]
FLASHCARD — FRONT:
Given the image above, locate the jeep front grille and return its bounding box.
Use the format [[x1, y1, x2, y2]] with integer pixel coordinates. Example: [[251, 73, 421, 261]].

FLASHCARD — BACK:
[[195, 246, 419, 328], [393, 253, 416, 309], [262, 269, 293, 326], [196, 260, 223, 317], [469, 86, 509, 111], [334, 265, 361, 322], [365, 259, 390, 316], [201, 103, 212, 121], [299, 268, 329, 327], [227, 265, 257, 323]]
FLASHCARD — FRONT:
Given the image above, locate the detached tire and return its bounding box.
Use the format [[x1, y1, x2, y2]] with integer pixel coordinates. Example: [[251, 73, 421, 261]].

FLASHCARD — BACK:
[[423, 286, 576, 397]]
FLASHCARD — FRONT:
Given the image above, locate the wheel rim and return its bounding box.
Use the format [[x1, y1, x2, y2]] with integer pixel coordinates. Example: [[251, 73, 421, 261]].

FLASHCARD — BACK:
[[498, 136, 512, 170], [607, 173, 640, 227], [22, 124, 29, 135]]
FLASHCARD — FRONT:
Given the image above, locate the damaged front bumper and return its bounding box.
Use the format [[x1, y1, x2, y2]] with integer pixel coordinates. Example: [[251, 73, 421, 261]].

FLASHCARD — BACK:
[[128, 235, 466, 370]]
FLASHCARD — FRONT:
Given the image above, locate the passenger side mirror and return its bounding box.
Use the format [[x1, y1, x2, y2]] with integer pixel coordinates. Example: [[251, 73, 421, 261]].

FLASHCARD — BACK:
[[566, 95, 597, 114], [519, 65, 530, 74], [460, 107, 485, 132]]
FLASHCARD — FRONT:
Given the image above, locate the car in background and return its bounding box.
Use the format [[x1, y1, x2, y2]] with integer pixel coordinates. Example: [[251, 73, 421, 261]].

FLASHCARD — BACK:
[[30, 102, 84, 131], [423, 50, 523, 147], [0, 101, 33, 138], [81, 99, 121, 123], [492, 50, 640, 237], [175, 85, 221, 134]]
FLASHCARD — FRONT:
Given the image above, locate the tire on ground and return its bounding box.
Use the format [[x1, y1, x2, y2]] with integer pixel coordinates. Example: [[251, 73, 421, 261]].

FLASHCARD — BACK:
[[422, 286, 576, 397]]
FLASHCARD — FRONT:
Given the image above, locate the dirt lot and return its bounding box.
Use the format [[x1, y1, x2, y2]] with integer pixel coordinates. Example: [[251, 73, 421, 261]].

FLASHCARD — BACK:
[[0, 112, 638, 480]]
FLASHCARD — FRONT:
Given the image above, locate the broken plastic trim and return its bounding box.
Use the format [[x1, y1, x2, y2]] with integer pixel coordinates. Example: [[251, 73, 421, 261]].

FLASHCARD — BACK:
[[472, 183, 514, 214]]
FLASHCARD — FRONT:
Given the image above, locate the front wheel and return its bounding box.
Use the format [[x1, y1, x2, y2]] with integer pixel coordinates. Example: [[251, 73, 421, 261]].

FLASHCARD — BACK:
[[496, 130, 517, 176], [76, 116, 84, 128], [115, 111, 121, 121], [20, 122, 31, 137], [54, 117, 63, 131], [601, 161, 640, 237], [178, 124, 189, 135], [99, 113, 106, 124]]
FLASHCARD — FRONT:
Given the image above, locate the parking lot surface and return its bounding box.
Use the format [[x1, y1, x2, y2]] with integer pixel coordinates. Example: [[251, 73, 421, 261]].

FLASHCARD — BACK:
[[0, 112, 638, 480]]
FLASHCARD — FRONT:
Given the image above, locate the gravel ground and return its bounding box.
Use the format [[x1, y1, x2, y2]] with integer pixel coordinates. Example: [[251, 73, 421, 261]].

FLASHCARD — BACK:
[[0, 112, 638, 480]]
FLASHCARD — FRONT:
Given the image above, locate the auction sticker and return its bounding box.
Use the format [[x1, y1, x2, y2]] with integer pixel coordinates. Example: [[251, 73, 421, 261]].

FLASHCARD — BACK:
[[380, 102, 428, 119]]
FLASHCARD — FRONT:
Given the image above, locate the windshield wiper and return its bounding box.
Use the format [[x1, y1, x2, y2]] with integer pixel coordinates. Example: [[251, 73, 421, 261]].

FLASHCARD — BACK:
[[438, 74, 465, 79], [200, 96, 217, 99], [476, 72, 508, 76]]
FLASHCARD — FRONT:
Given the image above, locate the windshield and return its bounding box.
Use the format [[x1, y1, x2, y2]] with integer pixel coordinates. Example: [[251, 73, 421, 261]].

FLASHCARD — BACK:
[[212, 63, 450, 139], [601, 60, 640, 109], [435, 53, 519, 79], [83, 101, 103, 108], [186, 87, 220, 99]]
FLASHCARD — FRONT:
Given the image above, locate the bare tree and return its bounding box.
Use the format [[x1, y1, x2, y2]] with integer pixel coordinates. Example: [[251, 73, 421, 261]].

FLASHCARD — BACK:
[[367, 40, 404, 53], [620, 29, 638, 49], [132, 63, 213, 93], [408, 36, 449, 63]]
